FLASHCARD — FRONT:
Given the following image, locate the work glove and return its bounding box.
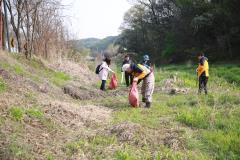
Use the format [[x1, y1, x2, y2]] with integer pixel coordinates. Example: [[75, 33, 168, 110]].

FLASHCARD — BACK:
[[133, 77, 138, 82]]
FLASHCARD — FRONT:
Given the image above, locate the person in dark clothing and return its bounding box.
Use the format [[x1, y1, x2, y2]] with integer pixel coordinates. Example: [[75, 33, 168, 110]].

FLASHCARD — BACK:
[[100, 80, 106, 91], [141, 54, 152, 69], [196, 52, 209, 94], [122, 55, 133, 87]]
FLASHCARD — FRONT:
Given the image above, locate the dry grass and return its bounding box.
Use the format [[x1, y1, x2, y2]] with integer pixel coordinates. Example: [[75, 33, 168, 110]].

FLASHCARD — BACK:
[[1, 52, 239, 159]]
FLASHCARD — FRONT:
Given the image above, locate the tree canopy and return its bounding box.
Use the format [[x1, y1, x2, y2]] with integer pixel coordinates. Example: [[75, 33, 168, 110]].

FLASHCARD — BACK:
[[118, 0, 240, 64]]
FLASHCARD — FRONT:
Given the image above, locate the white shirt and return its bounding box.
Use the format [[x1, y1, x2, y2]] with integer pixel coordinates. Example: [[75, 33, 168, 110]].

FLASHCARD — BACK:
[[98, 61, 113, 80]]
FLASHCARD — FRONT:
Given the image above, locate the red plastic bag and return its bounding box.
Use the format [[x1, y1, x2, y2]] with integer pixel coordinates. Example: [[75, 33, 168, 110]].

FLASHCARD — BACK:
[[109, 74, 118, 90], [129, 82, 139, 107]]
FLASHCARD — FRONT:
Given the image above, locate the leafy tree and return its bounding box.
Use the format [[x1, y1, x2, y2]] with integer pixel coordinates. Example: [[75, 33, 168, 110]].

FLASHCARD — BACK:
[[119, 0, 240, 64]]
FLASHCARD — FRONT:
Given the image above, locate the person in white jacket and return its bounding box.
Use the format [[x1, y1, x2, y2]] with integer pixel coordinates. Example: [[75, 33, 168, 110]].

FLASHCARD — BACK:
[[99, 57, 114, 91]]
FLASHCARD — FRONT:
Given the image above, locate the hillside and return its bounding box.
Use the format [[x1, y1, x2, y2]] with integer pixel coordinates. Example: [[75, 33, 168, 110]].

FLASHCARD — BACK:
[[73, 36, 119, 53], [0, 51, 116, 159], [0, 51, 240, 159]]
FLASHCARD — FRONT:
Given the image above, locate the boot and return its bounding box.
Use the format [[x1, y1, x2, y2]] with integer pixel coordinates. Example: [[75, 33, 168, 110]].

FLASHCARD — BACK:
[[142, 98, 146, 103], [204, 88, 208, 95], [145, 102, 151, 108], [198, 89, 202, 95]]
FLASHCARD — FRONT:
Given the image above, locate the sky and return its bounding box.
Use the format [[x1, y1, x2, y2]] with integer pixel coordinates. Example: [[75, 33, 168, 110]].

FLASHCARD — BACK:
[[62, 0, 132, 39]]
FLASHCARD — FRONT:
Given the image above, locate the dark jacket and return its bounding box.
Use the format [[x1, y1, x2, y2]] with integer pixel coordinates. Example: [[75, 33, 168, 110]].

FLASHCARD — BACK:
[[141, 60, 151, 69], [199, 56, 208, 66], [130, 63, 144, 74], [122, 59, 132, 65], [122, 59, 132, 72]]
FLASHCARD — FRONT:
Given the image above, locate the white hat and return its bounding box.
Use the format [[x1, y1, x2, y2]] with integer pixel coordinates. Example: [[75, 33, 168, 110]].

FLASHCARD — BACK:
[[122, 64, 130, 72]]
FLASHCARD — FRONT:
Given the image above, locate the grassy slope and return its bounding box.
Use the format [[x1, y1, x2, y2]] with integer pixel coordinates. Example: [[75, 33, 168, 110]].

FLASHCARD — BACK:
[[0, 52, 74, 159], [0, 51, 240, 159]]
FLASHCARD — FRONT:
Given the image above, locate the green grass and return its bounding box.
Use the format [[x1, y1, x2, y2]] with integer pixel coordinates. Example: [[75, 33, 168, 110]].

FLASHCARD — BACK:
[[9, 107, 25, 121], [46, 154, 55, 160], [113, 104, 170, 128], [0, 61, 11, 70], [25, 107, 57, 131], [4, 131, 34, 160], [0, 78, 7, 93], [7, 106, 56, 133], [177, 106, 212, 129], [9, 106, 45, 121], [26, 107, 44, 119], [51, 71, 71, 86], [2, 53, 240, 159], [24, 92, 37, 104], [211, 64, 240, 86], [0, 116, 4, 126], [115, 150, 135, 160], [13, 65, 25, 75], [104, 64, 240, 160], [20, 63, 237, 159], [202, 130, 240, 159], [0, 62, 27, 77], [218, 93, 240, 106], [8, 142, 33, 159], [64, 135, 117, 158], [1, 54, 71, 86]]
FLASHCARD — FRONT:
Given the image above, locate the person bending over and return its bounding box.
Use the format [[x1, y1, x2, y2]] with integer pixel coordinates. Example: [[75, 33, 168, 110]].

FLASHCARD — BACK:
[[122, 63, 155, 108]]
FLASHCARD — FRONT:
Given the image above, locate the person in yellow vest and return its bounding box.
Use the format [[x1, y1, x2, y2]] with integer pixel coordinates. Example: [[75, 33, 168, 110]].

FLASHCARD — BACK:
[[196, 52, 209, 94], [122, 63, 155, 108]]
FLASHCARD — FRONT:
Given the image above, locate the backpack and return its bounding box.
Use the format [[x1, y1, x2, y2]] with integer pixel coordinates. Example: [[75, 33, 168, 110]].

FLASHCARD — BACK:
[[95, 64, 103, 74]]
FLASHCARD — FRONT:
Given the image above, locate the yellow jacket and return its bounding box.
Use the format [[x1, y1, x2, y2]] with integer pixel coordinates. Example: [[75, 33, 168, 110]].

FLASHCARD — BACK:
[[131, 64, 151, 80], [197, 59, 209, 77]]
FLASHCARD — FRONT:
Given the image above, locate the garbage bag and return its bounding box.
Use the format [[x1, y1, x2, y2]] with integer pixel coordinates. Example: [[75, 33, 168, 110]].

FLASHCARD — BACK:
[[109, 74, 118, 90], [129, 82, 139, 107]]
